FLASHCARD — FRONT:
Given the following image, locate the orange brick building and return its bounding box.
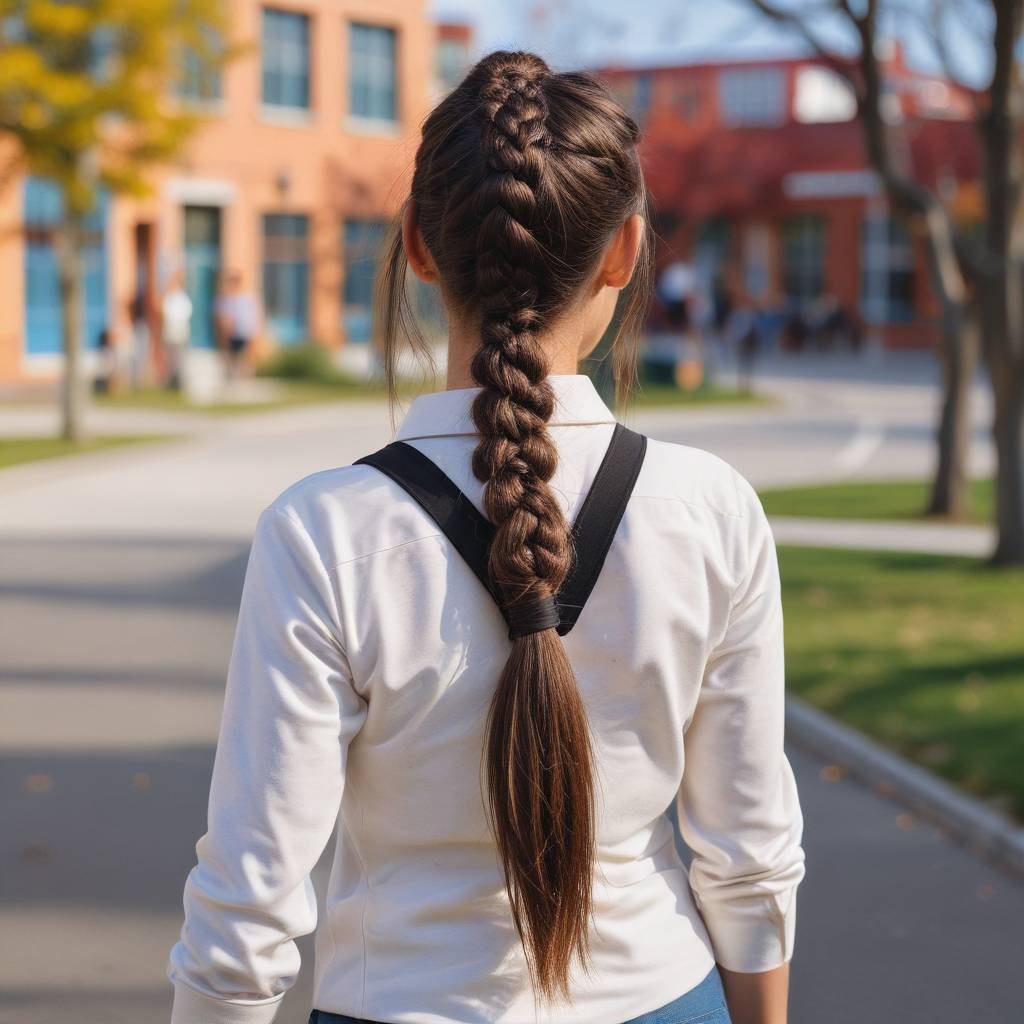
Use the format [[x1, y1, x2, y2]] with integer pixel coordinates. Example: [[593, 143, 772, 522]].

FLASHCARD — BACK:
[[0, 0, 438, 386], [599, 46, 979, 349]]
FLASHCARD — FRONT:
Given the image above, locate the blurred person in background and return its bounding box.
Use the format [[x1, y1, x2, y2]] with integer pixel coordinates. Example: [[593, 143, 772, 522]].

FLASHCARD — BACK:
[[700, 272, 734, 378], [782, 301, 809, 352], [161, 271, 193, 390], [169, 50, 805, 1024], [92, 328, 116, 395], [803, 294, 859, 352], [816, 294, 862, 352], [754, 289, 785, 359], [215, 269, 259, 379], [659, 260, 706, 390], [128, 289, 151, 389], [724, 288, 760, 394]]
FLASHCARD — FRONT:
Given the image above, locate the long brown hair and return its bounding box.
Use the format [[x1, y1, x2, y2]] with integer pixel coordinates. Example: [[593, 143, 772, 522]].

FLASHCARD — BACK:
[[375, 50, 654, 1002]]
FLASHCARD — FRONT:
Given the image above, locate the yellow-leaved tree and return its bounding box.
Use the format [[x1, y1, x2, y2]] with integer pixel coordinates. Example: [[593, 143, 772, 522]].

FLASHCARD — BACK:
[[0, 0, 236, 440]]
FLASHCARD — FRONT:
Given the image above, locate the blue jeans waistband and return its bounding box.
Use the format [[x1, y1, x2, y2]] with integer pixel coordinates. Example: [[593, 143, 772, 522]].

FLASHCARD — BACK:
[[309, 963, 732, 1024]]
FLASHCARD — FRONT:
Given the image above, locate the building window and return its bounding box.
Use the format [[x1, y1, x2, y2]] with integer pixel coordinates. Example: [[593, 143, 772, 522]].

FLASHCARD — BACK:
[[262, 8, 310, 110], [179, 30, 224, 105], [782, 215, 825, 306], [180, 26, 224, 105], [437, 36, 469, 93], [718, 67, 786, 127], [861, 209, 915, 323], [23, 178, 108, 356], [794, 65, 856, 124], [342, 218, 388, 342], [349, 23, 397, 122], [632, 72, 653, 127], [262, 213, 309, 344]]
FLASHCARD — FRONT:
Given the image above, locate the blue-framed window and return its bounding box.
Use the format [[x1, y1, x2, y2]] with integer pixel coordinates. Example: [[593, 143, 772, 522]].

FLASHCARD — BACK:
[[436, 36, 468, 93], [632, 72, 653, 127], [349, 23, 397, 122], [343, 218, 388, 342], [262, 213, 309, 344], [23, 178, 108, 356], [719, 67, 787, 127], [179, 30, 223, 104], [262, 8, 310, 109]]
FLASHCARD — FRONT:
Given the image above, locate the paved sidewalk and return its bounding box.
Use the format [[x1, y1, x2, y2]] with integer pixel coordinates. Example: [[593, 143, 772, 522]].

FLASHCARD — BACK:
[[0, 403, 209, 439], [0, 379, 289, 439], [769, 515, 995, 558]]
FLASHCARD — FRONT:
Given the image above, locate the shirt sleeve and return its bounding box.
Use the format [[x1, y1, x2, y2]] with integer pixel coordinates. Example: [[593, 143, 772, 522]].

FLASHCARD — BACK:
[[168, 505, 368, 1024], [675, 473, 806, 974]]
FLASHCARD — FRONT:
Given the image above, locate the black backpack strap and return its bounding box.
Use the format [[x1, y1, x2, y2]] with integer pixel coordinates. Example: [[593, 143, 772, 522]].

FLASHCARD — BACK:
[[354, 443, 500, 606], [557, 423, 647, 635], [354, 423, 648, 637]]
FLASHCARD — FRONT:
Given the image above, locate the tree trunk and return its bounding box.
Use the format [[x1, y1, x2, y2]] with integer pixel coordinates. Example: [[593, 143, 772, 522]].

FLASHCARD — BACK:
[[927, 307, 978, 519], [55, 214, 88, 444], [991, 361, 1024, 564], [977, 0, 1024, 563], [978, 283, 1024, 563]]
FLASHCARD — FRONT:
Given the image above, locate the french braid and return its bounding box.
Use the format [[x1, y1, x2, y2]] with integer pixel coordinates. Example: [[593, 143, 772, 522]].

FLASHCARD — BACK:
[[471, 56, 571, 618]]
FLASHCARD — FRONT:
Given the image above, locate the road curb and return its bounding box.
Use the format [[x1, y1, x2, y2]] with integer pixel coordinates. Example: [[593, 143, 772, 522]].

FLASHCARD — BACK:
[[785, 694, 1024, 878]]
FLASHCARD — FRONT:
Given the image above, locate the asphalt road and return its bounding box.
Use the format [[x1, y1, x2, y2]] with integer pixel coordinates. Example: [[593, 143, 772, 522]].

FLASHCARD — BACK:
[[2, 356, 1020, 1023]]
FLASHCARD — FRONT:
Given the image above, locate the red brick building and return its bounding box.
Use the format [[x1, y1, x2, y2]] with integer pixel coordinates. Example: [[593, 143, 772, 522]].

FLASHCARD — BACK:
[[599, 46, 979, 348]]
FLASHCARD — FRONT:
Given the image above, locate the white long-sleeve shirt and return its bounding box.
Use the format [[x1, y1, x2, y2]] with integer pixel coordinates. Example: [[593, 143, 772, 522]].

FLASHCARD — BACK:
[[168, 374, 805, 1024]]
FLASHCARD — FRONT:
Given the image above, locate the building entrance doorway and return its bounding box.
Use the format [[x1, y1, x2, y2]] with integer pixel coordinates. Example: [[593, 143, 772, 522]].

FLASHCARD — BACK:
[[183, 206, 222, 349]]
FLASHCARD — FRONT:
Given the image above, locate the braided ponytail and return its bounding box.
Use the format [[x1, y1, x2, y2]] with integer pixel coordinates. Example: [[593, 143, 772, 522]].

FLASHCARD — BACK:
[[470, 55, 595, 1001], [376, 50, 654, 1003]]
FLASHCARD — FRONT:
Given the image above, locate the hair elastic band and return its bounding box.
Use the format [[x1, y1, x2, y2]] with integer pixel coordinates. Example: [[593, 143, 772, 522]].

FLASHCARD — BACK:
[[506, 595, 560, 639]]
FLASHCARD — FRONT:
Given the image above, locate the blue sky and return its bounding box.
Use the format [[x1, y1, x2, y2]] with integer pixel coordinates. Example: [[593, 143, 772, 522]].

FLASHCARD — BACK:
[[429, 0, 992, 87]]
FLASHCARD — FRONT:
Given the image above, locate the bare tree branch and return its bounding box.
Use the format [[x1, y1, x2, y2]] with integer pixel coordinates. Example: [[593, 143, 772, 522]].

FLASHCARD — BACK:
[[746, 0, 863, 96], [834, 0, 861, 26], [926, 0, 978, 96]]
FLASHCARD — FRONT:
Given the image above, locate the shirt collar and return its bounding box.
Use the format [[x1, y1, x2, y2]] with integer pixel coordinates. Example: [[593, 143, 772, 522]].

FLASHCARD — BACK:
[[395, 374, 616, 441]]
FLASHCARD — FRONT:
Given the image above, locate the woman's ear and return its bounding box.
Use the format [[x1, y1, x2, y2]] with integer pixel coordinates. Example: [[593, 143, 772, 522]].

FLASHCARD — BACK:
[[402, 201, 439, 284], [600, 213, 645, 290]]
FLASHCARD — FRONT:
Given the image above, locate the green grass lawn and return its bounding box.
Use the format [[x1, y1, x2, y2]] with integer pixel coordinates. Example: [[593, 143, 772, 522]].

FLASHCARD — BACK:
[[761, 478, 994, 523], [778, 545, 1024, 820], [93, 379, 402, 414], [93, 377, 765, 415], [0, 434, 171, 470]]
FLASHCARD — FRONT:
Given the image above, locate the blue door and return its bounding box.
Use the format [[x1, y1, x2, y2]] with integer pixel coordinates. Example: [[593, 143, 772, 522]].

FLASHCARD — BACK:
[[184, 206, 222, 349]]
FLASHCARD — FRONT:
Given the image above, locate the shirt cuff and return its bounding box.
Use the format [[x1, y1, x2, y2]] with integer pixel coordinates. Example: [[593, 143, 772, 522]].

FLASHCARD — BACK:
[[697, 889, 797, 973], [171, 982, 284, 1024]]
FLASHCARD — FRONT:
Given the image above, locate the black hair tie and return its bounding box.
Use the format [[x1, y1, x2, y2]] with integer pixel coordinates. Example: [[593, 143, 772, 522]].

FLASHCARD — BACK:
[[506, 595, 560, 639]]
